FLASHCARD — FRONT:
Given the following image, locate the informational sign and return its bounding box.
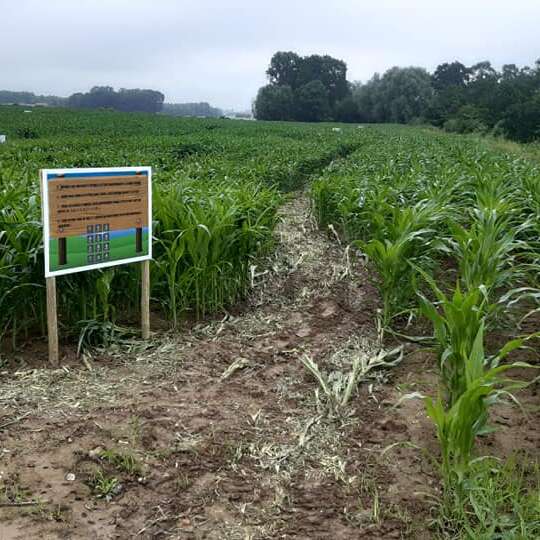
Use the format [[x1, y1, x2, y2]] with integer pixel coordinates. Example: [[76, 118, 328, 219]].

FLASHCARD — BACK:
[[41, 167, 152, 277]]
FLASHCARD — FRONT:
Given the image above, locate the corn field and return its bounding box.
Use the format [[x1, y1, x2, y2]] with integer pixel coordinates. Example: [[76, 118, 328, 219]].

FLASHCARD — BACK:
[[1, 108, 539, 537], [311, 125, 540, 531], [312, 126, 540, 325], [0, 106, 362, 347]]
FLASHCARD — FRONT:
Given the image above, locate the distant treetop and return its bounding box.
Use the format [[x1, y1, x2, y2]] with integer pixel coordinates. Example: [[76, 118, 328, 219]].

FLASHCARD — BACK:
[[254, 51, 540, 142], [162, 102, 222, 118], [67, 87, 164, 113], [255, 51, 351, 122]]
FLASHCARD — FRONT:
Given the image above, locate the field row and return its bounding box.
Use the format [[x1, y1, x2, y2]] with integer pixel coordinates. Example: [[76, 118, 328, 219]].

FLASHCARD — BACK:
[[312, 126, 540, 324], [309, 125, 540, 536]]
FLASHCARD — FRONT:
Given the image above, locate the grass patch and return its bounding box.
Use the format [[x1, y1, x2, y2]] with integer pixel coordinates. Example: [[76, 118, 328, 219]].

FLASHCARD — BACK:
[[97, 448, 142, 476], [436, 455, 540, 539]]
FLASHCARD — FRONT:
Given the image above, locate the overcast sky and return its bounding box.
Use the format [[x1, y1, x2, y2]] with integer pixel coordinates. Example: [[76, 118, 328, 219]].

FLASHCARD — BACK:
[[2, 0, 539, 110]]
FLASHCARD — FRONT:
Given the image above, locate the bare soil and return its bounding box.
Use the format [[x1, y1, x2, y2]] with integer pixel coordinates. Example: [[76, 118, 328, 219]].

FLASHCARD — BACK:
[[1, 193, 538, 539]]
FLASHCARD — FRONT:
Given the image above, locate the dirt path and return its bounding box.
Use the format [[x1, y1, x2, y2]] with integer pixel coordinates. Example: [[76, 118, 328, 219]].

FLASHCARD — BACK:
[[1, 192, 538, 539]]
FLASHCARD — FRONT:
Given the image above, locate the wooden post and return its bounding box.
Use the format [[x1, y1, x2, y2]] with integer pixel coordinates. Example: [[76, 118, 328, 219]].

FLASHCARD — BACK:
[[141, 260, 150, 339], [46, 277, 59, 366]]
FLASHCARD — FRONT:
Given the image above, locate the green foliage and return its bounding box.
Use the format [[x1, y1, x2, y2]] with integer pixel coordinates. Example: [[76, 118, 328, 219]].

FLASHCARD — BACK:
[[294, 80, 330, 122], [266, 51, 302, 88], [152, 179, 281, 321], [88, 469, 119, 499], [352, 66, 433, 124], [432, 59, 540, 141], [333, 96, 360, 123], [423, 324, 530, 486], [450, 208, 526, 295], [0, 106, 364, 351], [253, 84, 294, 121], [255, 51, 349, 122], [503, 94, 540, 142], [161, 102, 222, 118], [432, 62, 470, 90], [437, 455, 540, 539], [67, 86, 164, 113], [98, 448, 142, 476], [310, 126, 539, 332], [358, 200, 445, 323], [443, 105, 488, 134], [258, 53, 540, 141], [311, 126, 539, 536], [417, 277, 489, 407]]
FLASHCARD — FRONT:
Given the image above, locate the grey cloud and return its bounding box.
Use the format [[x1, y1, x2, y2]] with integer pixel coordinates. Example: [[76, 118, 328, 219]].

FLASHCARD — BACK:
[[1, 0, 539, 109]]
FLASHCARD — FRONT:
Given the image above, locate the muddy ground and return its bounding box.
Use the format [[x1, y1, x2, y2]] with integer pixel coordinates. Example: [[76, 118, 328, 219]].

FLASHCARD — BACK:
[[1, 193, 538, 539]]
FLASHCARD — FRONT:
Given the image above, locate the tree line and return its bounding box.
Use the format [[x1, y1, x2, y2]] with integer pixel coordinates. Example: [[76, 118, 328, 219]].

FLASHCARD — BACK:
[[67, 86, 164, 113], [253, 52, 349, 122], [0, 90, 65, 107], [162, 102, 222, 117], [0, 88, 229, 117], [254, 52, 540, 142], [0, 87, 164, 113]]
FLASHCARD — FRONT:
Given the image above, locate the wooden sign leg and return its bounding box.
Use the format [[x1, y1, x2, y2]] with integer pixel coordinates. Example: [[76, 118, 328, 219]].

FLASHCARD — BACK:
[[141, 260, 150, 339], [46, 277, 59, 366]]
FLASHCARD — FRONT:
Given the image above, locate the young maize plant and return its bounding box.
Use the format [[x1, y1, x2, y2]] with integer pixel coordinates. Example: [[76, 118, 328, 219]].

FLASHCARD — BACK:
[[152, 179, 281, 322], [450, 206, 528, 297], [423, 323, 533, 489], [312, 127, 540, 330], [357, 200, 447, 326], [416, 274, 489, 407]]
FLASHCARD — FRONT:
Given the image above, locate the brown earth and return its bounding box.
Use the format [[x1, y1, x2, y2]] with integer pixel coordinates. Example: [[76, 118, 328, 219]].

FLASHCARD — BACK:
[[0, 193, 538, 539]]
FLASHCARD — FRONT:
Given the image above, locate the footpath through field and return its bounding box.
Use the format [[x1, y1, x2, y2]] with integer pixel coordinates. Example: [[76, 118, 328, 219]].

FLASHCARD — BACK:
[[1, 190, 538, 539]]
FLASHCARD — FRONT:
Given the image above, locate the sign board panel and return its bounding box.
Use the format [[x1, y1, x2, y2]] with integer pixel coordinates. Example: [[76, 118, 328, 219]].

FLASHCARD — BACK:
[[41, 167, 152, 277]]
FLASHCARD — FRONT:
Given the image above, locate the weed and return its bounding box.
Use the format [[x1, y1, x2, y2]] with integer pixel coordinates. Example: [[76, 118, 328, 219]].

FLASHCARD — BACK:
[[98, 448, 142, 476], [436, 455, 540, 539], [88, 468, 120, 500]]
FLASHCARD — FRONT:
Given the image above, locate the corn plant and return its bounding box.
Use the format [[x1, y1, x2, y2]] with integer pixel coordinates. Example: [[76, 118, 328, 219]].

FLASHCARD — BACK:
[[300, 346, 403, 416], [357, 201, 445, 326], [3, 107, 368, 350], [449, 207, 528, 295], [310, 128, 540, 340], [416, 268, 490, 406], [152, 179, 281, 323], [423, 324, 532, 489]]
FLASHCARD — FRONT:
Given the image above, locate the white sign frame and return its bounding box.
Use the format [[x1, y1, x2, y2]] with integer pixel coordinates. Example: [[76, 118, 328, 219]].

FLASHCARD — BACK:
[[41, 166, 152, 278]]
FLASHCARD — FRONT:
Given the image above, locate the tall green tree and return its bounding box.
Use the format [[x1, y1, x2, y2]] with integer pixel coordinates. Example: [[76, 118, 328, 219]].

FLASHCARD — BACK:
[[297, 55, 349, 107], [432, 62, 470, 90], [334, 95, 360, 122], [294, 80, 330, 122], [428, 58, 540, 139], [255, 52, 540, 141], [253, 84, 294, 120], [354, 67, 432, 123], [266, 52, 302, 89], [255, 51, 351, 121], [503, 94, 540, 142], [67, 87, 164, 113]]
